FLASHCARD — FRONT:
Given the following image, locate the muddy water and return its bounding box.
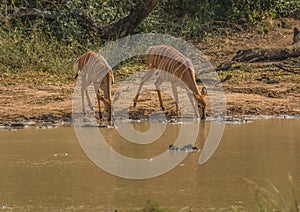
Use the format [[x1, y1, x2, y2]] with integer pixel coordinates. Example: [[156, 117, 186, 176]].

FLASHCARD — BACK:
[[0, 118, 299, 211]]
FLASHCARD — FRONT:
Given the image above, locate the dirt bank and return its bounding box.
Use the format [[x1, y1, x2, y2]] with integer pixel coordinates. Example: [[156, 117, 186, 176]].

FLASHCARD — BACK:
[[1, 21, 299, 126]]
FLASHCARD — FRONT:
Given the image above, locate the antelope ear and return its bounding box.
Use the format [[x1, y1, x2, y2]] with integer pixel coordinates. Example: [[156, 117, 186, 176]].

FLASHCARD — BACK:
[[201, 87, 207, 96]]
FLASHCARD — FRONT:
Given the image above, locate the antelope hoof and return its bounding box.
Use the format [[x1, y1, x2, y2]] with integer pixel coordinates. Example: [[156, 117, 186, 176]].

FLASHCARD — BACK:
[[99, 112, 103, 120], [161, 106, 165, 111], [89, 105, 94, 111], [133, 101, 137, 107]]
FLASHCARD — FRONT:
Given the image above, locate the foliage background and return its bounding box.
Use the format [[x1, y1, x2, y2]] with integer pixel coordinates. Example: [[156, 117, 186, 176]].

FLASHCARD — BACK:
[[0, 0, 299, 74]]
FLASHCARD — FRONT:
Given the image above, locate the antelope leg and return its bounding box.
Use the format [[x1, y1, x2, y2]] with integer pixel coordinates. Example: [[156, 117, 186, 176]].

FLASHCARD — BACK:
[[171, 83, 179, 116], [96, 93, 102, 120], [133, 70, 155, 107], [81, 86, 86, 115], [155, 77, 165, 110], [85, 87, 94, 111], [94, 84, 102, 120]]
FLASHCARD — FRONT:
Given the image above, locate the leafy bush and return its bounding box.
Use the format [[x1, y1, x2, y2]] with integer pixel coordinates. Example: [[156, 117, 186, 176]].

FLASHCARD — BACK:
[[0, 0, 299, 74], [272, 0, 300, 18], [229, 0, 300, 24]]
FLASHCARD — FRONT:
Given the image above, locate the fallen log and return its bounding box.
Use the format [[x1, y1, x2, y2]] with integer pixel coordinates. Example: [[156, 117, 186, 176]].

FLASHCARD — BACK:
[[232, 44, 300, 62], [215, 61, 235, 71], [232, 27, 300, 63], [215, 27, 300, 75]]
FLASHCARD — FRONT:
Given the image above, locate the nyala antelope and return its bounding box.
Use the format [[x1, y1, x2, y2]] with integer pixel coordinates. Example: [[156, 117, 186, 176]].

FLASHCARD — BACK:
[[74, 51, 114, 121], [133, 45, 207, 119]]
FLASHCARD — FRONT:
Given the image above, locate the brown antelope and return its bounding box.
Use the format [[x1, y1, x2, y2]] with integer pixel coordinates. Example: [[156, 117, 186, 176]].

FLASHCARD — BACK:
[[74, 51, 114, 121], [133, 45, 207, 119]]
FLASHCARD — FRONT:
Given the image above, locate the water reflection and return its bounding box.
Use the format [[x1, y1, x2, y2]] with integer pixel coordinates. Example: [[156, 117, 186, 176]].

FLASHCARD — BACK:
[[0, 118, 299, 211]]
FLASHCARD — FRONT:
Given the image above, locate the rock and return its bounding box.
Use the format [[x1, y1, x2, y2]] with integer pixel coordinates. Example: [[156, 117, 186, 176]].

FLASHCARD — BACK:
[[267, 79, 279, 84], [169, 118, 176, 123], [10, 122, 25, 129], [180, 144, 193, 151], [168, 144, 179, 151], [41, 114, 55, 122], [168, 144, 199, 152]]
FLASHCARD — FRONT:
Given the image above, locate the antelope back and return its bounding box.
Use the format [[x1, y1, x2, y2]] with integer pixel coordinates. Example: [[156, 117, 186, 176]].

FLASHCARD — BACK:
[[79, 52, 112, 84], [146, 45, 195, 81], [78, 51, 94, 70]]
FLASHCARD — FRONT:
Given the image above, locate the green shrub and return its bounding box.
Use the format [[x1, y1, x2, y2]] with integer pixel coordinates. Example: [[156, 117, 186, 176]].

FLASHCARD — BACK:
[[1, 0, 299, 74]]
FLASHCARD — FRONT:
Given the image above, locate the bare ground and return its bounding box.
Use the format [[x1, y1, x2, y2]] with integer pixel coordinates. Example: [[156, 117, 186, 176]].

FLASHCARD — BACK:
[[0, 19, 300, 125]]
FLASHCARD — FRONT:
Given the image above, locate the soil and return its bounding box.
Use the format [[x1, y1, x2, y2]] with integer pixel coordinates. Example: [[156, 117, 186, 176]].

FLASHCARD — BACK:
[[1, 19, 300, 127]]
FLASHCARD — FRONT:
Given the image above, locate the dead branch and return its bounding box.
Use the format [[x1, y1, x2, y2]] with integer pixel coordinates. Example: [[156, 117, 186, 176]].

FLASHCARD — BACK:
[[12, 7, 56, 19], [215, 27, 300, 76], [196, 74, 232, 85], [273, 63, 300, 74], [231, 27, 300, 63], [232, 44, 300, 63], [215, 61, 235, 71], [220, 74, 232, 82]]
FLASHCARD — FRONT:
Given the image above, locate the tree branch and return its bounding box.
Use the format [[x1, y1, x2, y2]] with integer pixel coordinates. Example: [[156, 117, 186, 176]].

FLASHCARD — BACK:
[[99, 0, 160, 39], [73, 9, 102, 33], [12, 6, 56, 19], [9, 0, 160, 40]]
